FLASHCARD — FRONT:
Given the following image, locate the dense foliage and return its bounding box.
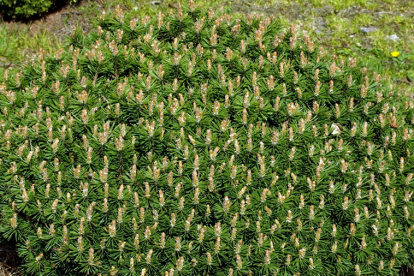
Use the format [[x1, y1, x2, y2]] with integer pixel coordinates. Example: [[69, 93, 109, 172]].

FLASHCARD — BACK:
[[0, 0, 77, 19], [0, 1, 413, 275]]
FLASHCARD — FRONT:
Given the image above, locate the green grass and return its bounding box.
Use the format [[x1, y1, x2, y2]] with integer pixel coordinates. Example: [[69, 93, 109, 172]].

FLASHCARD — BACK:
[[0, 23, 61, 73], [0, 0, 413, 96]]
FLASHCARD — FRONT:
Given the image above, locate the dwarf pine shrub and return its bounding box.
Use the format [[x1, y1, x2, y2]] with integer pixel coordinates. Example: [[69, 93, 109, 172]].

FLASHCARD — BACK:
[[0, 1, 413, 275]]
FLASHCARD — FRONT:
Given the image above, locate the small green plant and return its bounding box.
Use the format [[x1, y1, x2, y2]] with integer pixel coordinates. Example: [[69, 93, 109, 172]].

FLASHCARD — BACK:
[[0, 0, 78, 19], [0, 1, 413, 275]]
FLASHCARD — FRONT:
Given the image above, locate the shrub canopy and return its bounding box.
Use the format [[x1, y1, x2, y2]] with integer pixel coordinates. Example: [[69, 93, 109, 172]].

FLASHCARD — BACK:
[[0, 1, 413, 275]]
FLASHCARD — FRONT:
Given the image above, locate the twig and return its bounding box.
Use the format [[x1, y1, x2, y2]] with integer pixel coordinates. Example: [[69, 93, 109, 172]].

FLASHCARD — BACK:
[[168, 3, 179, 9], [243, 0, 253, 7]]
